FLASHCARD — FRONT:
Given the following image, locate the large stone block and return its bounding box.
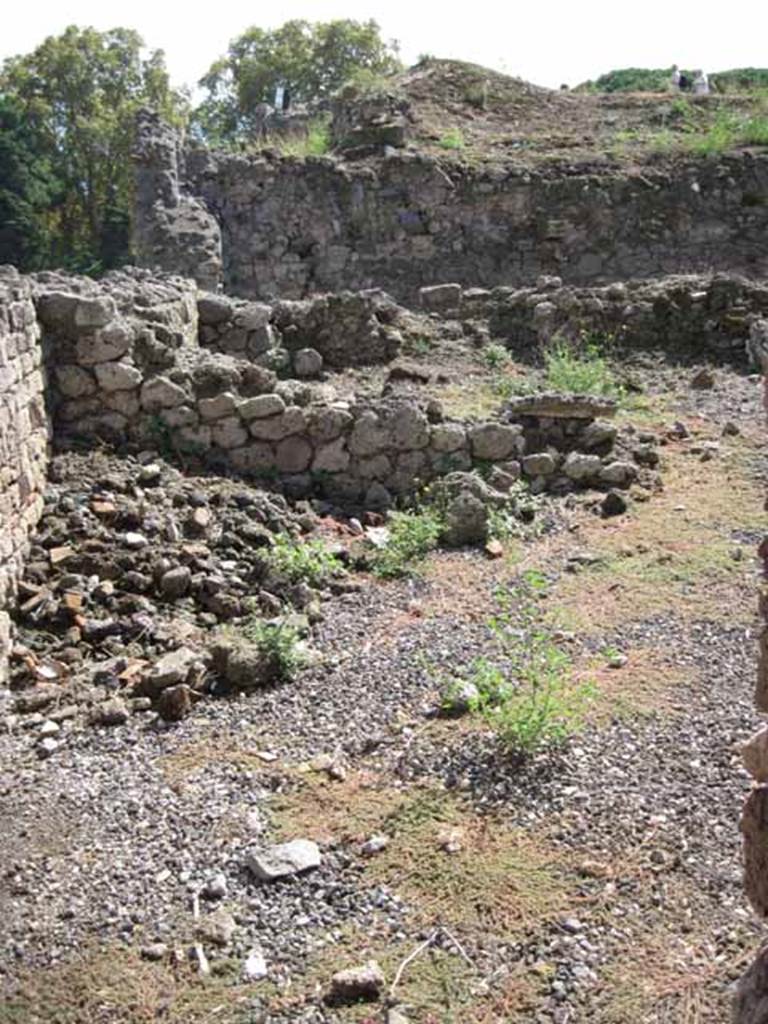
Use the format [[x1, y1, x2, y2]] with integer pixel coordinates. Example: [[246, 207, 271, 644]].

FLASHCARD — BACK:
[[249, 406, 305, 441], [469, 423, 523, 461], [94, 361, 143, 392]]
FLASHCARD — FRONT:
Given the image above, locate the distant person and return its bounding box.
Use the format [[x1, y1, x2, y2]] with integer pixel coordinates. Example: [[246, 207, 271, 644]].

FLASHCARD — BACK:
[[693, 70, 710, 95], [678, 70, 692, 92], [670, 64, 681, 90]]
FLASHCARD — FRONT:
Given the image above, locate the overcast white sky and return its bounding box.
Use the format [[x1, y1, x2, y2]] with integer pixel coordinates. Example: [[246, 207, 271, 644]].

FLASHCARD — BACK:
[[2, 0, 767, 91]]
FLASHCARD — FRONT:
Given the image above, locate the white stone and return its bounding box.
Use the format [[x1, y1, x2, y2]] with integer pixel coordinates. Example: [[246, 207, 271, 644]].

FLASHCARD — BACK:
[[94, 361, 142, 392], [243, 946, 268, 981], [239, 394, 285, 420], [246, 839, 321, 881], [140, 377, 188, 411]]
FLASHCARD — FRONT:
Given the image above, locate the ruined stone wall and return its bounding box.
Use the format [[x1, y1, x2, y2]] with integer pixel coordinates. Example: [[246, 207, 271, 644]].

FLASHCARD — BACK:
[[0, 269, 49, 680], [133, 110, 222, 292], [468, 274, 768, 359], [173, 143, 768, 302], [35, 272, 651, 508]]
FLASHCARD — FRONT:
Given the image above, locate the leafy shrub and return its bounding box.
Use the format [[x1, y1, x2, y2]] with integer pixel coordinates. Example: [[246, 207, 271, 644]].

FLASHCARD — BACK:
[[371, 508, 443, 579], [240, 617, 307, 682], [444, 574, 594, 755], [268, 534, 340, 585], [543, 334, 621, 398], [482, 343, 510, 370], [438, 128, 465, 150]]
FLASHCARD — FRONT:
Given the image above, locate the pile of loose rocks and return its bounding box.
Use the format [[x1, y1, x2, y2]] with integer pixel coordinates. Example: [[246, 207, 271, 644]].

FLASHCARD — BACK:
[[2, 448, 340, 742]]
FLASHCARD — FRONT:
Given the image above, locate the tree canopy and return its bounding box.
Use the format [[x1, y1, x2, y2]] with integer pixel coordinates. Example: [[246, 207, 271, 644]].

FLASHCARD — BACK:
[[578, 66, 768, 94], [194, 18, 401, 146], [0, 25, 186, 272]]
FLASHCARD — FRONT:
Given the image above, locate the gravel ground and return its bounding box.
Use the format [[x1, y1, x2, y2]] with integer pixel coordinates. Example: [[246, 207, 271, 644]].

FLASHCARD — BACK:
[[0, 364, 765, 1023]]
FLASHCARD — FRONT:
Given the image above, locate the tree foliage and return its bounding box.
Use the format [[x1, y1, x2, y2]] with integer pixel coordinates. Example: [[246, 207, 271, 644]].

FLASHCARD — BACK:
[[0, 95, 61, 270], [194, 18, 401, 145], [578, 66, 768, 94], [0, 25, 187, 272]]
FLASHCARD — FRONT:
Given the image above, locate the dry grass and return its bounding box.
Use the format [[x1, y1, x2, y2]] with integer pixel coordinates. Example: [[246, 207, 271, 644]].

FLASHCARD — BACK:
[[578, 645, 697, 721], [535, 435, 763, 634], [159, 732, 278, 789], [274, 778, 578, 937], [0, 946, 256, 1024]]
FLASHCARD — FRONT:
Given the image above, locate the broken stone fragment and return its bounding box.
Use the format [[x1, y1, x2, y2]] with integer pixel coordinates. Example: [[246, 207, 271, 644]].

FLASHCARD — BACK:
[[690, 366, 715, 389], [156, 683, 194, 721], [293, 347, 323, 378], [92, 697, 130, 727], [742, 785, 768, 917], [743, 727, 768, 782], [734, 942, 768, 1023], [159, 566, 192, 599], [243, 946, 268, 980], [198, 908, 237, 947], [599, 461, 638, 487], [141, 647, 200, 697], [601, 490, 628, 517], [246, 839, 322, 881], [326, 960, 385, 1005]]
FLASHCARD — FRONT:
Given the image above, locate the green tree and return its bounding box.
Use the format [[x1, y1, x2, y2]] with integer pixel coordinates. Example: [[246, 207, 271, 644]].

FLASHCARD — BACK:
[[194, 18, 401, 145], [0, 25, 187, 272], [0, 95, 61, 270]]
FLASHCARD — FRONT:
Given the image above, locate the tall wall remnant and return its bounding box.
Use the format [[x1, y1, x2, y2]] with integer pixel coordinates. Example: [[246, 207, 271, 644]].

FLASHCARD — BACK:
[[132, 113, 768, 303], [734, 321, 768, 1023], [0, 269, 49, 681], [132, 110, 222, 293]]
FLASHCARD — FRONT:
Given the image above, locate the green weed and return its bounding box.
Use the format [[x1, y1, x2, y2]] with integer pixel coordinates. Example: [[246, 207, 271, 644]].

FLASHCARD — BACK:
[[371, 508, 443, 579], [543, 333, 621, 398], [239, 617, 307, 683], [273, 118, 331, 158], [482, 342, 510, 370], [444, 574, 595, 755], [268, 534, 340, 586], [438, 128, 465, 150]]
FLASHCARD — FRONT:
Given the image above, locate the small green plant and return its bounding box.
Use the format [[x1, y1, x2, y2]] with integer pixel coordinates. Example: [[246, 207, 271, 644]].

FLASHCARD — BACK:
[[482, 343, 510, 370], [543, 333, 621, 398], [273, 118, 331, 158], [240, 617, 307, 682], [488, 482, 543, 540], [370, 508, 443, 579], [148, 414, 174, 458], [403, 335, 433, 357], [268, 534, 340, 586], [443, 574, 594, 755], [493, 372, 535, 399], [438, 127, 465, 150]]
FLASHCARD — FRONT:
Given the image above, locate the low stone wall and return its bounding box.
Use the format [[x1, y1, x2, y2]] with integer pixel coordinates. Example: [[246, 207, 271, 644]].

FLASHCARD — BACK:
[[36, 272, 652, 508], [455, 274, 768, 359], [0, 269, 49, 680], [198, 288, 405, 372]]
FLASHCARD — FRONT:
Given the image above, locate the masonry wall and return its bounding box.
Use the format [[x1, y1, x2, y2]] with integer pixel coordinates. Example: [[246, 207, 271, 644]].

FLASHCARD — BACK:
[[168, 142, 768, 302], [0, 269, 49, 680]]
